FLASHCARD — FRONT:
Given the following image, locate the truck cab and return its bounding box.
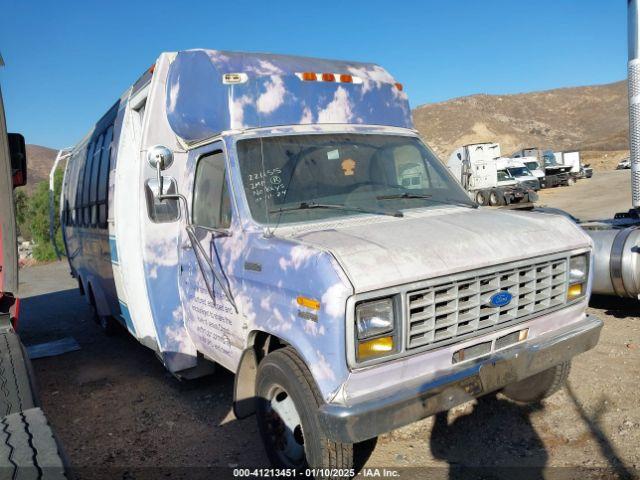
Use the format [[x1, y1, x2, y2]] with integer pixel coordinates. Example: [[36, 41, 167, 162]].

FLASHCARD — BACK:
[[496, 157, 540, 191], [513, 148, 572, 188], [59, 50, 602, 473]]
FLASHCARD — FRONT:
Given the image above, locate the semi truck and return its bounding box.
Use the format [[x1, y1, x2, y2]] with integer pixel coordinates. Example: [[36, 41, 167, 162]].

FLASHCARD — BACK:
[[53, 50, 601, 473], [554, 151, 593, 180], [512, 147, 573, 187], [447, 142, 537, 205], [496, 157, 540, 191]]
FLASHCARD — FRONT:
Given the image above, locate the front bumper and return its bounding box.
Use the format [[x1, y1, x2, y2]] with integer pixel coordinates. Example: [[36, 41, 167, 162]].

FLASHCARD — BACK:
[[318, 314, 602, 443]]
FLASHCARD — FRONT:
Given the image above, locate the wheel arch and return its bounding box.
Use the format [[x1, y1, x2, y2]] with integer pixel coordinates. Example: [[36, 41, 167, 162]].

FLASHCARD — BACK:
[[233, 330, 293, 419]]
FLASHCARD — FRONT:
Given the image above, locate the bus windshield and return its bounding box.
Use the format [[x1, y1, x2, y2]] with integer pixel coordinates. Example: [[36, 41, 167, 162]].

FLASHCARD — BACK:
[[236, 133, 474, 225]]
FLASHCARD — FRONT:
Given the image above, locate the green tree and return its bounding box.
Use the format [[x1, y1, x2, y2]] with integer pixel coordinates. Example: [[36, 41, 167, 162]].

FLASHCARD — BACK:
[[13, 189, 30, 239], [23, 168, 64, 261]]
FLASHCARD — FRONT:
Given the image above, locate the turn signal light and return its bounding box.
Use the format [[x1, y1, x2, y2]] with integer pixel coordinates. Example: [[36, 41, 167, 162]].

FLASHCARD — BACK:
[[567, 283, 584, 300], [358, 336, 394, 360], [297, 296, 321, 310]]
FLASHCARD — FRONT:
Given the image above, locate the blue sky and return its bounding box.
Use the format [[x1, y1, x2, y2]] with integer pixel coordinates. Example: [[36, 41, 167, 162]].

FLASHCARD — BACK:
[[0, 0, 626, 149]]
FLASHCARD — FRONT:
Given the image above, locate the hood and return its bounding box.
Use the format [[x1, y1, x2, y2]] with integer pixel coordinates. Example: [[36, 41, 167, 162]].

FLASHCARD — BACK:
[[288, 207, 590, 293]]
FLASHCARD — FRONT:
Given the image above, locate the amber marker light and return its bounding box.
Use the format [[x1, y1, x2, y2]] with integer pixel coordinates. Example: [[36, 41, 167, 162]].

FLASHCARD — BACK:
[[567, 283, 584, 300], [297, 296, 320, 310], [357, 336, 395, 360]]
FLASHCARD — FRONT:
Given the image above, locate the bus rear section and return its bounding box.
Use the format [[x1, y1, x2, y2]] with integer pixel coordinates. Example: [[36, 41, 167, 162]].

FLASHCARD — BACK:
[[60, 101, 122, 332]]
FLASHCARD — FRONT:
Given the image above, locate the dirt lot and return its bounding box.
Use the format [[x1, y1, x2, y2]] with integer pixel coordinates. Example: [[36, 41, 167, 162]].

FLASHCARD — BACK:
[[17, 176, 640, 479]]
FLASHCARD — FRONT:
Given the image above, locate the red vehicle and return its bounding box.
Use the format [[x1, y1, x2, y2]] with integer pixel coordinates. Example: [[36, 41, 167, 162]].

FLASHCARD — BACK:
[[0, 58, 27, 331]]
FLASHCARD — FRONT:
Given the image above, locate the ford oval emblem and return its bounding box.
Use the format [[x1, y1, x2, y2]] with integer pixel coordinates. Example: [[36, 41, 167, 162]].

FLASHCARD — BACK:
[[489, 291, 512, 308]]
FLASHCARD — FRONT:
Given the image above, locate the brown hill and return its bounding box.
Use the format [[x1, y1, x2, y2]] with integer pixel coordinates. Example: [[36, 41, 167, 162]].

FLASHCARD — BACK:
[[412, 80, 629, 167], [22, 144, 58, 193]]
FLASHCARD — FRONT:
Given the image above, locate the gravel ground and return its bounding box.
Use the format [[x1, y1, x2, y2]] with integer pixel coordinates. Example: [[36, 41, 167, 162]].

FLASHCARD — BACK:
[[15, 175, 640, 478]]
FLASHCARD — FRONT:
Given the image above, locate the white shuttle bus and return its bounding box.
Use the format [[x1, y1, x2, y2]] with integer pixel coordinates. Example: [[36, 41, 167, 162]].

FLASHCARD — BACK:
[[55, 50, 602, 473]]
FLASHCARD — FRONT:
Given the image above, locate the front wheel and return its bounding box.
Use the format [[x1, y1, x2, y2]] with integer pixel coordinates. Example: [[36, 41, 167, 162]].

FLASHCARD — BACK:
[[502, 361, 571, 403], [256, 347, 372, 476]]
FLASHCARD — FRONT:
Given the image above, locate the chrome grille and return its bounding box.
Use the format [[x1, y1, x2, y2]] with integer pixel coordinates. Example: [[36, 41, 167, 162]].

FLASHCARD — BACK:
[[406, 258, 568, 350]]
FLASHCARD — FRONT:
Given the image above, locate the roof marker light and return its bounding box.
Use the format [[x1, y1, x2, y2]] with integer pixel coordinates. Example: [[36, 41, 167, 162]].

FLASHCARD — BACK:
[[394, 82, 404, 91], [223, 73, 249, 84], [296, 72, 364, 84]]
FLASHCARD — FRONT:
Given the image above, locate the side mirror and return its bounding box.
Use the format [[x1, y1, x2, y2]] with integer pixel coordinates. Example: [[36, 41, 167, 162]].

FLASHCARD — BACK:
[[8, 133, 27, 188], [147, 145, 174, 197]]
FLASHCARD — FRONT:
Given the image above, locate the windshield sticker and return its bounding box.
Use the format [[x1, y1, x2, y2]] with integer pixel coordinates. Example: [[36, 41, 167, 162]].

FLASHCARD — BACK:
[[327, 149, 340, 160], [341, 158, 356, 176]]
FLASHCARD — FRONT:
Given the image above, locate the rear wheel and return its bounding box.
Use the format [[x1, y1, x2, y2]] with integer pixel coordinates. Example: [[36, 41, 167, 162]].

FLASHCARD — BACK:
[[88, 288, 118, 336], [475, 190, 488, 206], [489, 190, 504, 206], [502, 361, 571, 403], [567, 177, 576, 186], [256, 347, 373, 476]]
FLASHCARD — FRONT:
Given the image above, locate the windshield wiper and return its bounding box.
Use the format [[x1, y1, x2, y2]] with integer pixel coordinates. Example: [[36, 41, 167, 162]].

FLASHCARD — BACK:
[[376, 192, 432, 200], [376, 193, 477, 209], [269, 202, 403, 218]]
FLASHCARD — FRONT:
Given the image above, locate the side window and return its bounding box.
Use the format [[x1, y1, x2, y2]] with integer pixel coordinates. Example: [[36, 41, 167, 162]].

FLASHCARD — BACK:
[[89, 134, 104, 227], [193, 151, 232, 229], [77, 142, 94, 226], [97, 126, 113, 228]]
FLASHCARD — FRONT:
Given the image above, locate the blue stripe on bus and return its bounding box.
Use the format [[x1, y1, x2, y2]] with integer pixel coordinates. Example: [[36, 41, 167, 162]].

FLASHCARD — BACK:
[[119, 301, 135, 335], [109, 236, 118, 265]]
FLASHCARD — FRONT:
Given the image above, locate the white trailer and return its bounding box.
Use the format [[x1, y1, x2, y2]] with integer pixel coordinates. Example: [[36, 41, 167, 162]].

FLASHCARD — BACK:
[[555, 151, 593, 179]]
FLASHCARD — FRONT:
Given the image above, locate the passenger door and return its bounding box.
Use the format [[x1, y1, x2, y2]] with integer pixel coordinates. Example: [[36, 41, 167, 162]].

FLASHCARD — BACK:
[[178, 144, 243, 371]]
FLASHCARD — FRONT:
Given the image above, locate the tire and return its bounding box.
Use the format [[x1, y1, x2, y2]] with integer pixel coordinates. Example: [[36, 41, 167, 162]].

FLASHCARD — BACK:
[[567, 177, 576, 186], [475, 190, 488, 206], [502, 361, 571, 404], [0, 331, 37, 417], [98, 315, 118, 336], [256, 347, 371, 476], [0, 407, 67, 479], [88, 288, 118, 336], [489, 190, 504, 206]]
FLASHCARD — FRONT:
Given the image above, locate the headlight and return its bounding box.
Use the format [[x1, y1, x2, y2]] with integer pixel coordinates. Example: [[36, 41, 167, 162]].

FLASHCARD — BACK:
[[356, 298, 394, 339], [355, 298, 397, 361], [569, 254, 588, 283], [568, 254, 588, 301]]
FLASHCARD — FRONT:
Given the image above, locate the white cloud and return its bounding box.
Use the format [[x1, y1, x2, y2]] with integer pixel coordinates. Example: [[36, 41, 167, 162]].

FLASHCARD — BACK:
[[310, 350, 335, 382], [167, 78, 180, 113], [257, 76, 285, 114], [229, 94, 252, 129], [322, 282, 348, 318], [279, 245, 317, 271], [247, 60, 284, 75], [317, 87, 354, 124], [347, 65, 396, 94], [300, 106, 313, 124]]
